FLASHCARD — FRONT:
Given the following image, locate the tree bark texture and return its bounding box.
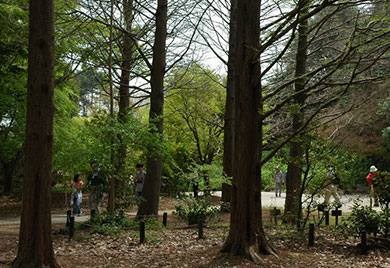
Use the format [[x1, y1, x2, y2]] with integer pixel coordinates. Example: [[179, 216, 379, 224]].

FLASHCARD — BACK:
[[116, 0, 134, 205], [12, 0, 59, 266], [222, 0, 274, 262], [137, 0, 167, 217], [222, 0, 237, 179], [284, 1, 308, 221]]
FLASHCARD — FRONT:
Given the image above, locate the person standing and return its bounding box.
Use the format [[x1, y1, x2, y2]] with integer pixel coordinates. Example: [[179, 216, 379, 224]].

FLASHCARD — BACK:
[[323, 165, 341, 207], [366, 165, 379, 207], [87, 160, 106, 214], [133, 163, 146, 206], [70, 174, 83, 216], [274, 166, 284, 197]]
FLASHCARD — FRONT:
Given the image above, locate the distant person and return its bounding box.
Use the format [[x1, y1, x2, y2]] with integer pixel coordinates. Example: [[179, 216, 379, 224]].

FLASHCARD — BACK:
[[70, 174, 83, 216], [133, 163, 146, 206], [87, 160, 106, 214], [274, 166, 284, 197], [323, 165, 341, 207], [366, 165, 379, 207]]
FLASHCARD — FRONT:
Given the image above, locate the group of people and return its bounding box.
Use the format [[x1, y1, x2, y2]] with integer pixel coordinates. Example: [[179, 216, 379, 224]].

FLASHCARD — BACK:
[[69, 161, 146, 216], [273, 164, 382, 208]]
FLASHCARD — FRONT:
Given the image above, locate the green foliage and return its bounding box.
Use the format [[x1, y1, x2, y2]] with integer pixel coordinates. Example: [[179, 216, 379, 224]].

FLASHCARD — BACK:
[[340, 201, 381, 236], [88, 211, 133, 236], [174, 196, 219, 225], [379, 208, 390, 237], [376, 171, 390, 208]]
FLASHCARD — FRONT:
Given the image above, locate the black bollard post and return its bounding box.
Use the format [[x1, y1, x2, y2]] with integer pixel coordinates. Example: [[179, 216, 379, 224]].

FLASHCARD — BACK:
[[140, 221, 145, 243], [325, 210, 329, 226], [69, 216, 75, 239], [198, 220, 204, 239], [163, 212, 167, 227], [90, 209, 96, 220], [361, 230, 367, 254], [308, 223, 315, 247], [66, 210, 71, 227]]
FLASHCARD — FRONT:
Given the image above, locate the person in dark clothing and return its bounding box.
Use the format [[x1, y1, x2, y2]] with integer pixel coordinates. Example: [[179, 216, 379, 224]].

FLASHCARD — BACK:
[[87, 160, 106, 214]]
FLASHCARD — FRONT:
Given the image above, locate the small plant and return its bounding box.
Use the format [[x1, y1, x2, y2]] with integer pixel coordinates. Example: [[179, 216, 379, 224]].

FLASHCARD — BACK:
[[340, 201, 380, 236], [379, 208, 390, 237], [376, 171, 390, 208], [174, 196, 219, 225], [88, 211, 134, 235]]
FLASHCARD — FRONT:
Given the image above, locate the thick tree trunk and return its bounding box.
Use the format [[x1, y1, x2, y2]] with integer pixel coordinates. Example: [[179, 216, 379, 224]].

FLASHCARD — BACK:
[[222, 0, 237, 179], [222, 0, 275, 262], [137, 0, 167, 217], [12, 0, 59, 266], [284, 1, 308, 222]]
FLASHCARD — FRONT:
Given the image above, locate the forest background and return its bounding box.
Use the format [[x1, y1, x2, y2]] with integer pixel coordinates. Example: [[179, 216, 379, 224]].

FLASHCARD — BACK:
[[1, 0, 390, 265], [1, 0, 389, 197]]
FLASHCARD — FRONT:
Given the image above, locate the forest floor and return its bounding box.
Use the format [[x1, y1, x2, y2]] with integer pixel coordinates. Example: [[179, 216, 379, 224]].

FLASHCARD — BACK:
[[0, 193, 390, 268]]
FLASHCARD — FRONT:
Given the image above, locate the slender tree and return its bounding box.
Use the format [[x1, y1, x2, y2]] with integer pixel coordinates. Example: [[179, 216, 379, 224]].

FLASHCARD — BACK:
[[137, 0, 168, 217], [12, 0, 59, 266], [284, 0, 309, 223]]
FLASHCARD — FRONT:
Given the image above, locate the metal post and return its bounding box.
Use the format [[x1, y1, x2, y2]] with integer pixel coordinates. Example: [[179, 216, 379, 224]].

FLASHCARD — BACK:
[[198, 220, 204, 239], [66, 210, 71, 227], [361, 230, 367, 254], [325, 210, 329, 226], [91, 209, 96, 220], [163, 212, 167, 227], [140, 221, 145, 243], [308, 223, 314, 246], [69, 216, 75, 239]]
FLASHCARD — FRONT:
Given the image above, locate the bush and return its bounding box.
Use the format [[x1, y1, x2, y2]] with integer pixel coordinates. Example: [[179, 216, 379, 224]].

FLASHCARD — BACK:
[[379, 208, 390, 237], [340, 201, 381, 236], [174, 196, 219, 225], [376, 171, 390, 208]]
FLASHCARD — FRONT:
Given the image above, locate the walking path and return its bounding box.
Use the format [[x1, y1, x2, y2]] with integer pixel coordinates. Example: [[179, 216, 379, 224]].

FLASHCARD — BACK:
[[0, 191, 379, 227]]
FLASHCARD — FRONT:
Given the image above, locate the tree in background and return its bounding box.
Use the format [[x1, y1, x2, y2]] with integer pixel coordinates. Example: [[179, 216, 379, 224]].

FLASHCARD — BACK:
[[137, 0, 168, 217], [12, 0, 59, 266]]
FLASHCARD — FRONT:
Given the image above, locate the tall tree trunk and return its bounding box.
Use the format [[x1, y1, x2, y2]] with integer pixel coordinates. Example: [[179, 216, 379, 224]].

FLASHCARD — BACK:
[[108, 0, 115, 214], [137, 0, 167, 217], [222, 0, 237, 179], [222, 0, 275, 262], [116, 0, 134, 205], [284, 1, 308, 222], [12, 0, 59, 266]]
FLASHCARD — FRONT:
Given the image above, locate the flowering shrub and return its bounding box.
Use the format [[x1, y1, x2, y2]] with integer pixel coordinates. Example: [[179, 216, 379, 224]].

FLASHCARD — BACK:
[[174, 196, 219, 225]]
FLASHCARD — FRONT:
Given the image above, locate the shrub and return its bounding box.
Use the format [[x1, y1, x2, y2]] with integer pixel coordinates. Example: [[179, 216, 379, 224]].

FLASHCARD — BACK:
[[340, 201, 380, 236], [174, 196, 219, 225], [376, 171, 390, 208], [379, 208, 390, 237]]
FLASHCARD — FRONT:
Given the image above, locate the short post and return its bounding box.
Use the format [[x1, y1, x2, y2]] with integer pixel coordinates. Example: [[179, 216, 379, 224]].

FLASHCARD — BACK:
[[66, 210, 71, 227], [162, 212, 167, 227], [325, 210, 329, 226], [140, 221, 145, 243], [198, 220, 204, 239], [331, 208, 342, 225], [69, 216, 75, 239], [90, 209, 96, 219], [271, 207, 281, 225], [361, 230, 367, 254], [308, 223, 315, 247]]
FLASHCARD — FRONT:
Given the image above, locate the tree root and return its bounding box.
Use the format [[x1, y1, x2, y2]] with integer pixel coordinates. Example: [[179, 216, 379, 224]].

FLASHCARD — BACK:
[[248, 245, 265, 264]]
